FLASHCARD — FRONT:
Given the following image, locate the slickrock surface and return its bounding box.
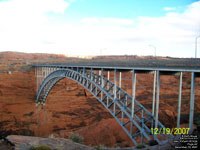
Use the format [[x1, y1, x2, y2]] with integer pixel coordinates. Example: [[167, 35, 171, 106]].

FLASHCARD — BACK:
[[7, 135, 95, 150]]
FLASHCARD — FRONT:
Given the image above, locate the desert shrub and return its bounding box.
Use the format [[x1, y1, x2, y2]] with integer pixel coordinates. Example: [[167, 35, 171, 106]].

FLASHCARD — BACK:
[[20, 65, 32, 71], [48, 134, 55, 138], [93, 144, 107, 150], [136, 143, 146, 149], [93, 146, 103, 150], [29, 144, 51, 150], [69, 134, 83, 144]]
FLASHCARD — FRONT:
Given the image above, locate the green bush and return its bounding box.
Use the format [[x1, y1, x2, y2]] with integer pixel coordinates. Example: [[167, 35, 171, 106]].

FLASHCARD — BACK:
[[29, 144, 51, 150], [69, 134, 84, 144]]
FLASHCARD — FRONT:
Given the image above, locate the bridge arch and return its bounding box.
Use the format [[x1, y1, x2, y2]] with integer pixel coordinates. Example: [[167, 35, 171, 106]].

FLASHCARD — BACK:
[[36, 68, 171, 145]]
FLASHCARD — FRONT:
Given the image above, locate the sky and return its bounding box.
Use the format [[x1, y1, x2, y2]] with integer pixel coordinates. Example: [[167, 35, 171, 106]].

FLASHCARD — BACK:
[[0, 0, 200, 57]]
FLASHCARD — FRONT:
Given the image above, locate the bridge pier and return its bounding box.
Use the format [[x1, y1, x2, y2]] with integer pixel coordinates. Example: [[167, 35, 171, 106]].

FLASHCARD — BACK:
[[114, 69, 117, 114], [177, 72, 182, 128], [107, 71, 110, 106], [101, 68, 104, 100], [90, 68, 93, 91], [155, 71, 160, 129], [189, 72, 196, 130], [131, 70, 136, 117], [152, 71, 156, 128], [119, 72, 122, 99]]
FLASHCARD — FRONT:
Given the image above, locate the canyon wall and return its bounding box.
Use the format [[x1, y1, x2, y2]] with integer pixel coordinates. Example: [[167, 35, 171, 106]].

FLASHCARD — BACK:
[[0, 62, 200, 147]]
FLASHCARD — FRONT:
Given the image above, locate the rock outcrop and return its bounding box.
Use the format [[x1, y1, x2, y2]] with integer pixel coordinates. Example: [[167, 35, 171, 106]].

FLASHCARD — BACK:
[[7, 135, 95, 150]]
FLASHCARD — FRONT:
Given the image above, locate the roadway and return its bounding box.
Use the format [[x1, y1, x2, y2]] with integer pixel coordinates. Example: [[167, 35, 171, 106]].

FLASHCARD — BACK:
[[33, 58, 200, 73]]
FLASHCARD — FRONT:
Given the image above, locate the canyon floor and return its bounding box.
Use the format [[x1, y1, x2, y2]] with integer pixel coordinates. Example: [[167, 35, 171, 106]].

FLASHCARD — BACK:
[[0, 52, 200, 148]]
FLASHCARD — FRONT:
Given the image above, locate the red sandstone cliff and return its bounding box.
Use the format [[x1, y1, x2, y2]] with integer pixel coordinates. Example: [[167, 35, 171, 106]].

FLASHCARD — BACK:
[[0, 52, 200, 148]]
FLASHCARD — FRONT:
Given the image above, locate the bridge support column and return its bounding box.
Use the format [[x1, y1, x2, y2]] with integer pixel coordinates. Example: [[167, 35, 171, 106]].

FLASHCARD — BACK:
[[83, 67, 85, 75], [82, 68, 86, 86], [177, 72, 182, 128], [47, 67, 49, 76], [114, 69, 117, 99], [131, 70, 136, 117], [113, 69, 117, 114], [38, 67, 41, 91], [41, 67, 44, 78], [119, 72, 122, 99], [94, 70, 97, 94], [47, 68, 50, 75], [44, 67, 46, 78], [107, 71, 110, 106], [155, 71, 160, 128], [152, 71, 156, 128], [131, 70, 136, 136], [90, 68, 93, 91], [101, 68, 104, 100], [46, 67, 48, 77], [41, 67, 44, 79], [37, 67, 40, 92], [189, 72, 195, 130], [86, 69, 89, 87]]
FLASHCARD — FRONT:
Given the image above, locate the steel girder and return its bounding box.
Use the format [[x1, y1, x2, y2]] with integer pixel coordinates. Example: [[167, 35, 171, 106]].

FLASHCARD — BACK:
[[36, 68, 173, 145]]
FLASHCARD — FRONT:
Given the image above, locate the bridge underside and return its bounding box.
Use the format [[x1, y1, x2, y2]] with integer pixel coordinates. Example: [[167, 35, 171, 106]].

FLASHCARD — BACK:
[[34, 64, 200, 145]]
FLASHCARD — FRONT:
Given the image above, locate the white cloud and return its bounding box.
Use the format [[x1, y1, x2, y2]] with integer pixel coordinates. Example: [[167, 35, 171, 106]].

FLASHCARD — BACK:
[[0, 0, 70, 53], [81, 17, 134, 26], [77, 1, 200, 57], [0, 0, 69, 14], [0, 0, 199, 57], [164, 7, 176, 11]]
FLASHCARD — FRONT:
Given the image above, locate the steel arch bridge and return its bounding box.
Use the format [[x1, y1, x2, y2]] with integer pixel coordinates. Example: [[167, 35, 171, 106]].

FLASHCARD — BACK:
[[34, 64, 200, 146]]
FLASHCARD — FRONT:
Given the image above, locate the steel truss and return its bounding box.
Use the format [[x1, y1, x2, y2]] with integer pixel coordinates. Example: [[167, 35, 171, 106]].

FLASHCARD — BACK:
[[36, 68, 174, 145]]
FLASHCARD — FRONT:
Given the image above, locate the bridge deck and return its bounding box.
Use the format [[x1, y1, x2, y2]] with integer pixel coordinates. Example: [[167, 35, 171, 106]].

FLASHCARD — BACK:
[[33, 59, 200, 73]]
